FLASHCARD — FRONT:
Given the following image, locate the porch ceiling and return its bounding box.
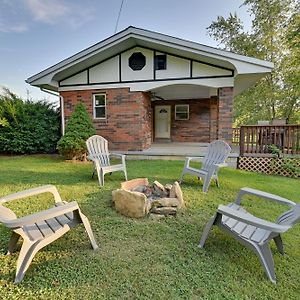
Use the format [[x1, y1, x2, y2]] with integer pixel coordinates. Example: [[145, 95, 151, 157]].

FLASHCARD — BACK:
[[149, 84, 217, 100]]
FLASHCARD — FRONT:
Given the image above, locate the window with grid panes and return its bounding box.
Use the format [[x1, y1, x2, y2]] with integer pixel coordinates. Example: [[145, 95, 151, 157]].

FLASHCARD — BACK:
[[93, 94, 106, 119]]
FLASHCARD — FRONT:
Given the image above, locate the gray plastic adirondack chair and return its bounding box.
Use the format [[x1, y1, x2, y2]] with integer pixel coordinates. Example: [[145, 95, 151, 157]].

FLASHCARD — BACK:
[[179, 140, 231, 192], [0, 185, 98, 283], [199, 187, 300, 283], [86, 135, 128, 186]]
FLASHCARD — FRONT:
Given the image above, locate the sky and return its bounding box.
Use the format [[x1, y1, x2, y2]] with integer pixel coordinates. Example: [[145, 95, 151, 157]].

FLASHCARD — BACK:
[[0, 0, 252, 103]]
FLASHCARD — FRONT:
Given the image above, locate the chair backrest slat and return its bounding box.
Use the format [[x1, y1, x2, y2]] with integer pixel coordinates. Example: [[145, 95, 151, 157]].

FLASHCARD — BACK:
[[86, 135, 110, 167], [202, 140, 231, 171]]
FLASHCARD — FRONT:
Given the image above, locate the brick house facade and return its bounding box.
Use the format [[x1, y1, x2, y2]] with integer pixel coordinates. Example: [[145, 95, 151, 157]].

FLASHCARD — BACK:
[[26, 27, 272, 151], [61, 86, 233, 151], [62, 88, 152, 151]]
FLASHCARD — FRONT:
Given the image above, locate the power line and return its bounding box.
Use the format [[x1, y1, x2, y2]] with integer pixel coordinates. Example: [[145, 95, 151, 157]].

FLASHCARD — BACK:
[[114, 0, 125, 33]]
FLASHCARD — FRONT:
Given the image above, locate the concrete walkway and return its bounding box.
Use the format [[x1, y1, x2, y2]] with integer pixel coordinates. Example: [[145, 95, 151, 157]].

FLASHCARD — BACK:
[[117, 142, 239, 167]]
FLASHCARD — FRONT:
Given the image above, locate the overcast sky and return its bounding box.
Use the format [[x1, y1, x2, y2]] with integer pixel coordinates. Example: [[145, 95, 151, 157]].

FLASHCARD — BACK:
[[0, 0, 251, 103]]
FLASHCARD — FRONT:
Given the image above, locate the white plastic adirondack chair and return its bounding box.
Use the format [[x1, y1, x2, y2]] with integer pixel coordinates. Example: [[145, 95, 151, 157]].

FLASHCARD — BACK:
[[199, 187, 300, 283], [0, 185, 98, 283], [179, 140, 231, 192], [86, 135, 128, 186]]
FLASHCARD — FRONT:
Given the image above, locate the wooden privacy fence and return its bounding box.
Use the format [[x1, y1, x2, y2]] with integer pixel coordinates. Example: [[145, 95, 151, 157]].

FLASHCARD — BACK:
[[239, 125, 300, 156]]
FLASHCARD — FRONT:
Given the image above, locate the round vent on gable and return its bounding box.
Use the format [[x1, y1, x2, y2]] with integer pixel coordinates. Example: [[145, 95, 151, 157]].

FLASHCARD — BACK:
[[129, 52, 146, 70]]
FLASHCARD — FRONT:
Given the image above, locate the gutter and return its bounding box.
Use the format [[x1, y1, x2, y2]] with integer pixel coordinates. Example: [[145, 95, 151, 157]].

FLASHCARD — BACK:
[[40, 87, 59, 97]]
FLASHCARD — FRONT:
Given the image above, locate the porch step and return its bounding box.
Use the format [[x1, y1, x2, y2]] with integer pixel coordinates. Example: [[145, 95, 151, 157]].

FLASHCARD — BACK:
[[154, 138, 172, 143], [114, 142, 239, 168], [122, 154, 237, 168]]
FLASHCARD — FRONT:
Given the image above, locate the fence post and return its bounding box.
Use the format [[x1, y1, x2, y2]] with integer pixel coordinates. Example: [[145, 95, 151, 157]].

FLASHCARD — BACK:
[[240, 126, 245, 156]]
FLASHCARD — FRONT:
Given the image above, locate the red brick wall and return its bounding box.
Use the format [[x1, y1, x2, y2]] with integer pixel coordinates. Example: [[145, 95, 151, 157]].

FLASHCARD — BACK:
[[61, 88, 152, 151], [60, 86, 233, 150], [152, 98, 218, 143], [217, 87, 233, 144]]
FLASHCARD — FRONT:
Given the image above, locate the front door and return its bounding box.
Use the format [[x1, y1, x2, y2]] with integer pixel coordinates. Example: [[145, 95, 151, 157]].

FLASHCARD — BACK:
[[155, 105, 171, 139]]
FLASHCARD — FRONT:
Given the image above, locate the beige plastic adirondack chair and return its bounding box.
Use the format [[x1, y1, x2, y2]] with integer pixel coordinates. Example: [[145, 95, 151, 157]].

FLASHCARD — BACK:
[[0, 185, 98, 283], [179, 140, 231, 192], [199, 187, 300, 283], [86, 135, 128, 186]]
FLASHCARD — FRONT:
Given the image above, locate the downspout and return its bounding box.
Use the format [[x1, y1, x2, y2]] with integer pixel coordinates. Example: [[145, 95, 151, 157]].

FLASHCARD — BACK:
[[40, 88, 65, 135], [59, 95, 65, 135]]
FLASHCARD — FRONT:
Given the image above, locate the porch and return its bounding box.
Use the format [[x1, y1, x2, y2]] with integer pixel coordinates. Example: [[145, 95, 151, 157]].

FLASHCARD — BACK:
[[118, 142, 239, 167]]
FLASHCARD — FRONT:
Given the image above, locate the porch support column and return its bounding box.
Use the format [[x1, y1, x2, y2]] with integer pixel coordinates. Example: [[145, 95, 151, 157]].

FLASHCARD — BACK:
[[217, 87, 233, 144]]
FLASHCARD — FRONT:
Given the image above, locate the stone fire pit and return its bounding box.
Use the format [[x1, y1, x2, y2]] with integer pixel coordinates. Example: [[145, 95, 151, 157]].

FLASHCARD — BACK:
[[112, 178, 185, 218]]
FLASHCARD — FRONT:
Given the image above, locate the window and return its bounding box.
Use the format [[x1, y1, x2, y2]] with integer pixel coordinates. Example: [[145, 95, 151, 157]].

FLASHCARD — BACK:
[[129, 52, 146, 70], [155, 54, 167, 70], [93, 94, 106, 119], [175, 105, 189, 120]]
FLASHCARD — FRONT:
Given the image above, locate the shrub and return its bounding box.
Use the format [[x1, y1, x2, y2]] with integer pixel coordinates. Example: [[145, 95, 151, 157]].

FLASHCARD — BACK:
[[0, 88, 60, 154], [57, 102, 96, 160]]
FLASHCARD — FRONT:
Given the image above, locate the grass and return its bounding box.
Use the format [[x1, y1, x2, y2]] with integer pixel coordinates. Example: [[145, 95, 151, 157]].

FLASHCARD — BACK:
[[0, 155, 299, 299]]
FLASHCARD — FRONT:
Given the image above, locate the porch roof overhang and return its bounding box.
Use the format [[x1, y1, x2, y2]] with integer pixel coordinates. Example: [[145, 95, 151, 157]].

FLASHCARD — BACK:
[[26, 26, 273, 96]]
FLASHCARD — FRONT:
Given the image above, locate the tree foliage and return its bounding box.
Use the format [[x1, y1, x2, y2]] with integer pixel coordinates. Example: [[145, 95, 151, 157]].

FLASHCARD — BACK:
[[0, 88, 61, 154], [207, 0, 300, 126], [57, 102, 96, 160]]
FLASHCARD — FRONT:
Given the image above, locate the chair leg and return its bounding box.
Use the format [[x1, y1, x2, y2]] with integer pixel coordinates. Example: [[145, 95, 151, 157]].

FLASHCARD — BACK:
[[15, 241, 39, 284], [215, 176, 220, 188], [253, 243, 276, 283], [7, 232, 20, 255], [199, 214, 218, 248], [202, 175, 212, 193], [96, 166, 104, 186], [124, 168, 128, 181], [80, 213, 99, 250], [179, 171, 185, 184], [274, 235, 284, 255]]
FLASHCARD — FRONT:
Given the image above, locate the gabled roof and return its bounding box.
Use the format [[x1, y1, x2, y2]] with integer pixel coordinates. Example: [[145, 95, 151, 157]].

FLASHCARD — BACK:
[[26, 26, 273, 95]]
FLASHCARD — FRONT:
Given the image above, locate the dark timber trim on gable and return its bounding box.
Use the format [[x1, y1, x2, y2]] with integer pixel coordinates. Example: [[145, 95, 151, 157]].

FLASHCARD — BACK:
[[59, 45, 235, 87]]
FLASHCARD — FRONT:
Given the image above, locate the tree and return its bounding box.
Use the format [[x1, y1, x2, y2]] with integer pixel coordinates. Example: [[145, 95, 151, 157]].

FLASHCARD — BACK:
[[0, 88, 60, 154], [57, 102, 96, 160], [207, 0, 300, 126]]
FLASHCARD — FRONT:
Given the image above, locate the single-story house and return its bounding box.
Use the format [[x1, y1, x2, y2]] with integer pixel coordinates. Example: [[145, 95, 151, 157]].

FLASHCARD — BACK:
[[26, 26, 273, 151]]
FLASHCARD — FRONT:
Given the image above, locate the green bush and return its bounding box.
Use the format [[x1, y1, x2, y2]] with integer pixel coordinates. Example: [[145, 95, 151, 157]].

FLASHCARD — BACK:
[[57, 102, 96, 160], [0, 89, 60, 154]]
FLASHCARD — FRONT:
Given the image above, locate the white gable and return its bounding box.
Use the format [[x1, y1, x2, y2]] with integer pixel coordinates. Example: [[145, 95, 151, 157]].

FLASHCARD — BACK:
[[156, 55, 190, 79], [26, 26, 273, 96], [60, 70, 87, 86], [58, 46, 234, 88], [192, 62, 232, 77], [89, 56, 119, 83]]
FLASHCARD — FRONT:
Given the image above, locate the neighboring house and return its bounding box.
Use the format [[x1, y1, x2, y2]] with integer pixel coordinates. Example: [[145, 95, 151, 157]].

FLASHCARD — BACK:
[[26, 27, 273, 151]]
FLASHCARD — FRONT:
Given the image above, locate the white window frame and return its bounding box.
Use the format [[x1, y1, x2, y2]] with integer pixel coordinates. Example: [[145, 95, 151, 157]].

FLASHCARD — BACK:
[[93, 94, 106, 119], [175, 104, 189, 120]]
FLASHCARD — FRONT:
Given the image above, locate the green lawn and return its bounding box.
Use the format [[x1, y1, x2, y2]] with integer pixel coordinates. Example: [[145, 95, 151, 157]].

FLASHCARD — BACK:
[[0, 155, 299, 299]]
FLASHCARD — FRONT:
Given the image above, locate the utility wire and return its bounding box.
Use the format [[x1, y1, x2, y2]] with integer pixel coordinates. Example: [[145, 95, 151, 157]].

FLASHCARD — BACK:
[[114, 0, 125, 33]]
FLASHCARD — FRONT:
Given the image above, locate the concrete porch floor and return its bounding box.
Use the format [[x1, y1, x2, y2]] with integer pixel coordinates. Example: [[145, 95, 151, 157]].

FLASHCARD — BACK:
[[117, 142, 239, 167]]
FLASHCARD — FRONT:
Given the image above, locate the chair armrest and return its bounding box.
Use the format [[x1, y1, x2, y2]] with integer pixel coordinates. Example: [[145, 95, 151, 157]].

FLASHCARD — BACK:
[[235, 187, 296, 207], [3, 201, 79, 229], [110, 153, 126, 159], [214, 162, 228, 168], [184, 156, 203, 167], [218, 205, 290, 233], [0, 185, 63, 205]]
